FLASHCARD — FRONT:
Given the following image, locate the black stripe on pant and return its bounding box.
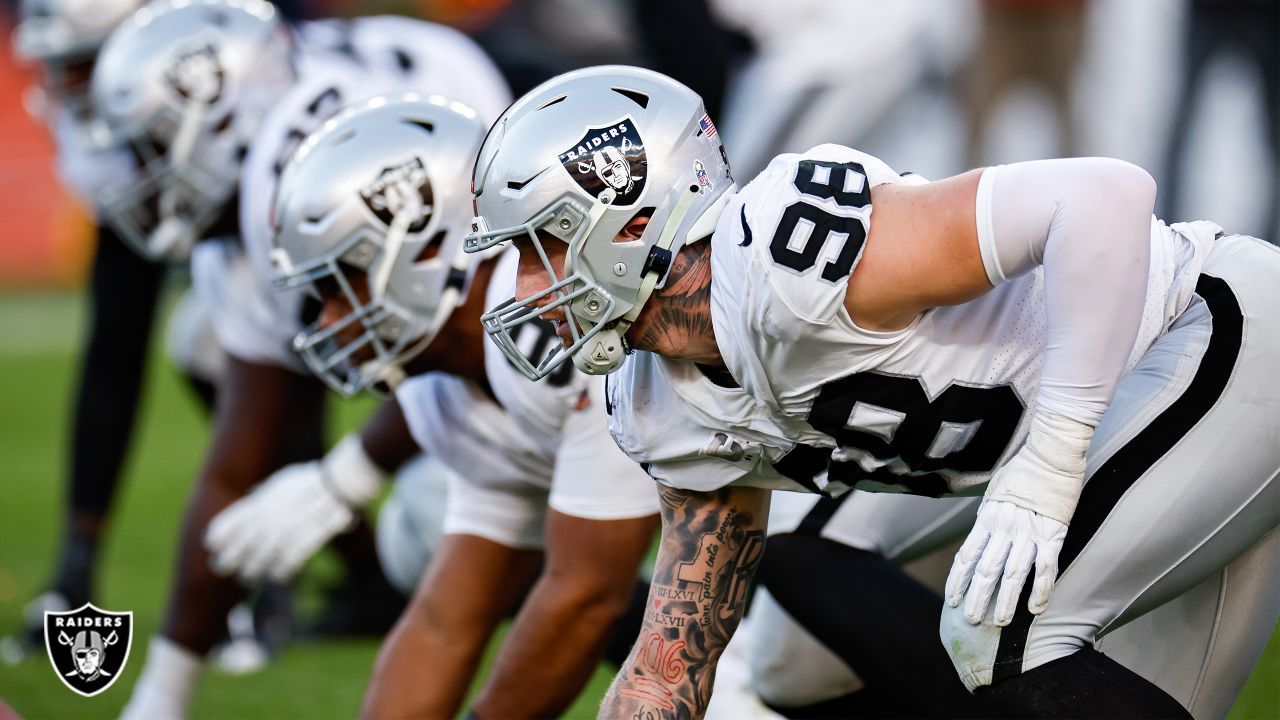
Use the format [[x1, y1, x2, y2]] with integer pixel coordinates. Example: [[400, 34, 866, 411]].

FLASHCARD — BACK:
[[992, 274, 1245, 683], [795, 492, 853, 536]]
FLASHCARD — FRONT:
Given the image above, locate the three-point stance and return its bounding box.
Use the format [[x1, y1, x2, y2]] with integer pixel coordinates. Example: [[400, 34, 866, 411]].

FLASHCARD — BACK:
[[465, 66, 1280, 719]]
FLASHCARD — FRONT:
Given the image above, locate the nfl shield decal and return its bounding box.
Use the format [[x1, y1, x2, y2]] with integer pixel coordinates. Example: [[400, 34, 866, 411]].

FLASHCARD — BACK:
[[44, 603, 133, 697], [360, 157, 435, 233], [558, 119, 647, 206]]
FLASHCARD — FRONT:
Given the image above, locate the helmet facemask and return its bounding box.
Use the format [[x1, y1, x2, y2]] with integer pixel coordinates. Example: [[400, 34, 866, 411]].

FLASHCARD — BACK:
[[97, 103, 240, 260], [467, 180, 706, 380], [23, 52, 96, 126], [280, 215, 458, 397], [468, 192, 619, 379]]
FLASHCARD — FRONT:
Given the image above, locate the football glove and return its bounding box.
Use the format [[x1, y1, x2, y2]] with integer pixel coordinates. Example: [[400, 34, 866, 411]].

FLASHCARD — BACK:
[[205, 435, 385, 583], [944, 411, 1091, 625]]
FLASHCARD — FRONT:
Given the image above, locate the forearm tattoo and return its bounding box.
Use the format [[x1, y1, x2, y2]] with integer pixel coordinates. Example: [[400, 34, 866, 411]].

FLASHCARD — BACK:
[[601, 487, 766, 720]]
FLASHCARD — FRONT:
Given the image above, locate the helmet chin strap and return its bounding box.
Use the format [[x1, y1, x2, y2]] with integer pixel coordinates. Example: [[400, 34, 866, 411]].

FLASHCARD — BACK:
[[571, 182, 702, 375]]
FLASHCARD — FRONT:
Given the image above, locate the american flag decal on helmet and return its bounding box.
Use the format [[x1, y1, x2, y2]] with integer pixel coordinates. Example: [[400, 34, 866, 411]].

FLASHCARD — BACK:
[[699, 114, 716, 138]]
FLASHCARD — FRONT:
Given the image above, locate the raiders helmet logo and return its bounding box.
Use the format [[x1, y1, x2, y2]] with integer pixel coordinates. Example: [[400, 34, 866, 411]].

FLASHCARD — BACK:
[[360, 157, 435, 233], [44, 603, 133, 697], [558, 119, 647, 206], [165, 44, 224, 104]]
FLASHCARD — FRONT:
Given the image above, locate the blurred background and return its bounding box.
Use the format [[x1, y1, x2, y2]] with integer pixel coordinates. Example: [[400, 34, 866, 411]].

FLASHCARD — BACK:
[[0, 0, 1275, 717]]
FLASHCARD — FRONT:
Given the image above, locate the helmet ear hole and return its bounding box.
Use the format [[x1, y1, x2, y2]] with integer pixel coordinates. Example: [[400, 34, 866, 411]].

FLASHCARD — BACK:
[[299, 295, 323, 324], [211, 111, 235, 135], [415, 229, 448, 262], [613, 207, 653, 244]]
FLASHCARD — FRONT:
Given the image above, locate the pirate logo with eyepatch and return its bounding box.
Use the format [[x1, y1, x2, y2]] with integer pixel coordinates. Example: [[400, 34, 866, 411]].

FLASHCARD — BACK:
[[44, 603, 133, 697], [558, 119, 647, 206], [360, 157, 435, 233], [165, 44, 224, 105]]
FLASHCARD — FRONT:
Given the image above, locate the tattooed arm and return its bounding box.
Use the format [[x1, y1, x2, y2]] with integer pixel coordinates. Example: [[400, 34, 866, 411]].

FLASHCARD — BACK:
[[600, 485, 769, 720]]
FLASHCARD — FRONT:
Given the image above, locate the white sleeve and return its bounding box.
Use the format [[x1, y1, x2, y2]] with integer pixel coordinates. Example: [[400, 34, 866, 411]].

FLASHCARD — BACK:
[[549, 380, 659, 521], [974, 158, 1156, 426]]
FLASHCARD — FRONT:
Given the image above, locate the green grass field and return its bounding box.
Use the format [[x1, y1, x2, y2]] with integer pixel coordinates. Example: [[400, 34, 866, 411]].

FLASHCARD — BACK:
[[0, 291, 1275, 719]]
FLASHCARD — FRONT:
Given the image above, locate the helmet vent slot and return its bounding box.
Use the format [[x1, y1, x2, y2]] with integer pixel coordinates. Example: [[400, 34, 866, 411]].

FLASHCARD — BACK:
[[536, 95, 568, 110], [507, 166, 549, 191], [392, 48, 414, 72], [403, 118, 434, 134], [611, 87, 649, 108], [306, 86, 341, 115], [416, 230, 448, 262]]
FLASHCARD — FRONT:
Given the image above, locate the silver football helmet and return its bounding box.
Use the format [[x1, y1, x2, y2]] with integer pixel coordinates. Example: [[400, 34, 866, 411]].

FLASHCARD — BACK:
[[11, 0, 146, 138], [464, 65, 734, 379], [271, 94, 489, 396], [90, 0, 294, 260]]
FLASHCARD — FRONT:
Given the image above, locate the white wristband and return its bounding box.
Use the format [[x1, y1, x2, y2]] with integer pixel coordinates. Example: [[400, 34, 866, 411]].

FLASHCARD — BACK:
[[985, 411, 1093, 525], [321, 434, 386, 508]]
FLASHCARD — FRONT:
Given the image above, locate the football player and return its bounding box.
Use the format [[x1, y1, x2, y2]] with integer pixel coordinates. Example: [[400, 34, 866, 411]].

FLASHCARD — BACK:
[[1, 0, 225, 661], [82, 2, 512, 717], [465, 65, 1280, 719], [205, 94, 660, 719]]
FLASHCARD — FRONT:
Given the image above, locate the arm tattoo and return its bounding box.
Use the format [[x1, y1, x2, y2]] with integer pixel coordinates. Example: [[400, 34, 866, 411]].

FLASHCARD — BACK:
[[601, 486, 767, 720], [629, 243, 722, 366]]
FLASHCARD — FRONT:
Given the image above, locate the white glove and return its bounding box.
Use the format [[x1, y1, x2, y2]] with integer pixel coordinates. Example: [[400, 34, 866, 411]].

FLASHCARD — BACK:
[[944, 499, 1067, 625], [205, 435, 385, 583], [944, 411, 1092, 625]]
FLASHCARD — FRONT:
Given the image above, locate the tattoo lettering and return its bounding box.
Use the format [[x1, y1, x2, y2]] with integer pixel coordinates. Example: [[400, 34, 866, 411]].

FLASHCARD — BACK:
[[644, 611, 688, 628], [652, 586, 697, 602], [603, 487, 767, 719], [639, 633, 688, 684]]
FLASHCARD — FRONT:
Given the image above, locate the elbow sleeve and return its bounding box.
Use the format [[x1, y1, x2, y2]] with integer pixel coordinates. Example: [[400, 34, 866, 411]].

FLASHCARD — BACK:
[[976, 158, 1155, 425], [976, 158, 1156, 285]]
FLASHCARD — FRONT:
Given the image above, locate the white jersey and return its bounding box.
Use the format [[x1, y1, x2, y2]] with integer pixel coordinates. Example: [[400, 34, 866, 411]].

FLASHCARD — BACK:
[[49, 105, 137, 212], [196, 15, 511, 370], [608, 144, 1215, 497], [396, 249, 658, 533]]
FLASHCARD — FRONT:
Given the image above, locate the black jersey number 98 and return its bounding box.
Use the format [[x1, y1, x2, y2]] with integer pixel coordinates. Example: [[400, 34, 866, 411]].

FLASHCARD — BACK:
[[776, 372, 1025, 497], [769, 160, 871, 283]]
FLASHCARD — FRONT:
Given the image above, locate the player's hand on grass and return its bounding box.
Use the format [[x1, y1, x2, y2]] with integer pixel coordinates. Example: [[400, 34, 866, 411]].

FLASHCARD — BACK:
[[205, 435, 385, 583]]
